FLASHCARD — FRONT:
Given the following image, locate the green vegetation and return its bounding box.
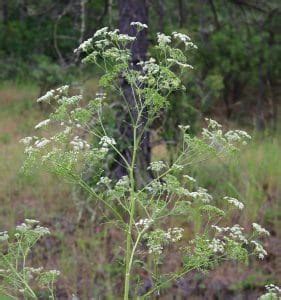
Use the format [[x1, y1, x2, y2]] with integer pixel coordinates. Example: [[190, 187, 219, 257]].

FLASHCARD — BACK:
[[0, 1, 280, 299], [1, 26, 280, 298]]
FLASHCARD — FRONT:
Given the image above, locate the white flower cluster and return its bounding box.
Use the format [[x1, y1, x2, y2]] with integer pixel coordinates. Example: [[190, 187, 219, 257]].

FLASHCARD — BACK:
[[148, 160, 166, 172], [56, 85, 69, 95], [20, 136, 33, 146], [211, 223, 269, 260], [212, 224, 248, 244], [224, 196, 244, 210], [99, 136, 116, 149], [145, 180, 163, 194], [183, 174, 196, 183], [206, 118, 222, 129], [16, 219, 50, 236], [172, 32, 191, 42], [228, 224, 248, 244], [130, 21, 148, 30], [209, 238, 225, 253], [70, 136, 90, 151], [95, 92, 107, 101], [259, 284, 281, 300], [157, 33, 171, 46], [225, 130, 251, 145], [178, 124, 190, 131], [47, 269, 61, 276], [146, 228, 184, 255], [74, 37, 93, 53], [37, 85, 69, 103], [37, 90, 55, 103], [167, 58, 194, 69], [59, 95, 82, 106], [0, 231, 8, 241], [166, 227, 184, 242], [252, 223, 270, 236], [172, 32, 198, 49], [94, 27, 109, 37], [189, 187, 213, 203], [138, 57, 159, 75], [25, 266, 43, 274], [115, 175, 130, 187], [265, 284, 281, 294], [34, 138, 50, 149], [202, 118, 251, 151], [148, 243, 163, 255], [262, 284, 281, 300], [135, 218, 153, 230], [97, 176, 112, 186], [251, 240, 268, 259], [34, 118, 50, 129], [108, 31, 136, 43]]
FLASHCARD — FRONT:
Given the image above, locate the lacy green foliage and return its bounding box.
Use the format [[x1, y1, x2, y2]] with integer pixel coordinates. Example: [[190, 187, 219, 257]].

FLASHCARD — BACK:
[[20, 24, 269, 299], [0, 220, 59, 299]]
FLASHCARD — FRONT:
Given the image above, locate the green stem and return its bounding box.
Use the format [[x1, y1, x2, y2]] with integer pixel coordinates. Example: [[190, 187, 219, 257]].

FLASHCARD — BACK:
[[124, 124, 138, 300]]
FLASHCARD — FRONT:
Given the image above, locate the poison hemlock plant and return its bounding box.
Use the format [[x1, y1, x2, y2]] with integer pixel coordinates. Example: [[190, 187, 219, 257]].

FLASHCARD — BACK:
[[19, 24, 270, 299], [0, 220, 60, 299]]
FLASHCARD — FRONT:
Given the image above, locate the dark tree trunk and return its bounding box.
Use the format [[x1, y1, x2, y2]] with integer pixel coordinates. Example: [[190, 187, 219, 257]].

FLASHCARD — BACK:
[[178, 0, 186, 28], [154, 0, 165, 31], [115, 0, 151, 185], [19, 0, 28, 22], [256, 21, 266, 131], [2, 0, 8, 25], [256, 57, 266, 131]]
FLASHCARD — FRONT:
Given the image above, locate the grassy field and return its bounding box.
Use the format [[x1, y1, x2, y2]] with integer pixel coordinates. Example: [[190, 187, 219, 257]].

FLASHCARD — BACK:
[[0, 82, 280, 298]]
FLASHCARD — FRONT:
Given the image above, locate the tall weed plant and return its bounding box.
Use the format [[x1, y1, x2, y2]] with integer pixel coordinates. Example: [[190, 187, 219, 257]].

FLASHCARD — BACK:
[[1, 24, 277, 299]]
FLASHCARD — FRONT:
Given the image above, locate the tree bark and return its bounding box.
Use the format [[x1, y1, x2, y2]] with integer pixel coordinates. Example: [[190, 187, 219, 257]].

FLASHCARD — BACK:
[[178, 0, 186, 28], [115, 0, 151, 185]]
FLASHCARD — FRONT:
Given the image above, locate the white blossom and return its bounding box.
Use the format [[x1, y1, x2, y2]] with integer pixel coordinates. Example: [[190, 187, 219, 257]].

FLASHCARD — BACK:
[[99, 136, 116, 148], [74, 38, 93, 53], [251, 240, 268, 259], [229, 224, 248, 244], [94, 27, 109, 37], [25, 219, 40, 225], [172, 32, 191, 42], [189, 187, 213, 203], [148, 161, 166, 172], [167, 58, 193, 69], [37, 90, 55, 103], [135, 218, 153, 230], [224, 196, 244, 210], [20, 136, 33, 146], [178, 125, 190, 131], [211, 225, 224, 233], [157, 33, 171, 46], [130, 21, 148, 30], [209, 238, 225, 253], [97, 176, 112, 186], [166, 227, 184, 242], [172, 32, 198, 49], [252, 223, 270, 236], [35, 119, 50, 129], [70, 136, 90, 151], [0, 231, 8, 241], [183, 175, 196, 183], [34, 138, 50, 148]]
